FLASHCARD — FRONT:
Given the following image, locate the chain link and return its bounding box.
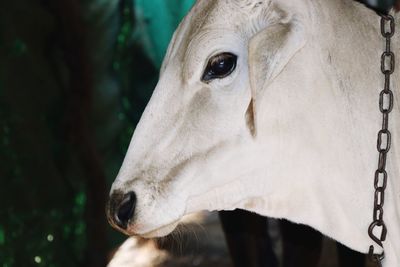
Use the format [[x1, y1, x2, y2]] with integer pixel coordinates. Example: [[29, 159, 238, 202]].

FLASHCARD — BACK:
[[368, 14, 395, 267]]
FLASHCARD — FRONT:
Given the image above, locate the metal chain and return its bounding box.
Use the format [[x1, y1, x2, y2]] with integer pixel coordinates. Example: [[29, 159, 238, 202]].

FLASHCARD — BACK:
[[368, 14, 395, 267]]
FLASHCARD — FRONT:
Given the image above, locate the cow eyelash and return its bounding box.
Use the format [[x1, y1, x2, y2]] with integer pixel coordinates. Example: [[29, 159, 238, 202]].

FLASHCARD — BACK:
[[201, 52, 238, 82]]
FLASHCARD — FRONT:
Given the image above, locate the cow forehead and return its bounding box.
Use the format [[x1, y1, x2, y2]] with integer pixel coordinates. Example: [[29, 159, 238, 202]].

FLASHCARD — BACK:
[[187, 0, 270, 39], [192, 0, 266, 22]]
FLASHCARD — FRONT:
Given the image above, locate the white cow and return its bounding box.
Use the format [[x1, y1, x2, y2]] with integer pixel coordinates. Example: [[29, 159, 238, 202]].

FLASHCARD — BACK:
[[108, 0, 400, 266]]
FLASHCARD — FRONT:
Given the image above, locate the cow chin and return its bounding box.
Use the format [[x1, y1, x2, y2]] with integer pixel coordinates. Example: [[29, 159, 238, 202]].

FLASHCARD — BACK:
[[139, 221, 180, 238]]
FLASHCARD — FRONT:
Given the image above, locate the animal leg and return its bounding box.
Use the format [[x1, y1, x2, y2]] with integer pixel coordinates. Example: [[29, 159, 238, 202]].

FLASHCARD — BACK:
[[219, 209, 278, 267], [280, 219, 323, 267], [336, 242, 366, 267]]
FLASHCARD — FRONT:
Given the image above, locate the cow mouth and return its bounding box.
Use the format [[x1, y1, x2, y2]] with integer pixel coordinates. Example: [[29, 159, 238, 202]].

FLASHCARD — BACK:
[[139, 221, 180, 238]]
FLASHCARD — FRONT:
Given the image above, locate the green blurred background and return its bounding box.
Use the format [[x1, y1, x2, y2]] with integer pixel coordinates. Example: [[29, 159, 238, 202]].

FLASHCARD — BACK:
[[0, 0, 195, 266]]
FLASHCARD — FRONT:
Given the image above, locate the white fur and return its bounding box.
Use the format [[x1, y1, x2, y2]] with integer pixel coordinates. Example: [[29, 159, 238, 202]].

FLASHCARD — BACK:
[[110, 0, 400, 265]]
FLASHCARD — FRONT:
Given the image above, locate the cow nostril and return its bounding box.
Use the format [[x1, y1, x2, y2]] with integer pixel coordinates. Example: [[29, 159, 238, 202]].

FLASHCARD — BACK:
[[115, 192, 136, 229]]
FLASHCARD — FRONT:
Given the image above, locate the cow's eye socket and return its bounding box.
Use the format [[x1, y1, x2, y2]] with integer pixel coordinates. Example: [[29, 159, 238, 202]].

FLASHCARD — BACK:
[[202, 52, 237, 82]]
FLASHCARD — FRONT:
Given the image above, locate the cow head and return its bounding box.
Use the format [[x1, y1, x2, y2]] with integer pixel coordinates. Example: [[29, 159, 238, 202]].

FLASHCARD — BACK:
[[107, 0, 307, 237]]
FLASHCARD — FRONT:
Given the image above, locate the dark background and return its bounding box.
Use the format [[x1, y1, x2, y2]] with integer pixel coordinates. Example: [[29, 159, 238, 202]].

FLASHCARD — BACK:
[[0, 0, 194, 266]]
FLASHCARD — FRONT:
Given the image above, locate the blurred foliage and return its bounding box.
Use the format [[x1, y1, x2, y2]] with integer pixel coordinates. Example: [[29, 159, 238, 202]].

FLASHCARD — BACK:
[[0, 0, 194, 266], [134, 0, 195, 67]]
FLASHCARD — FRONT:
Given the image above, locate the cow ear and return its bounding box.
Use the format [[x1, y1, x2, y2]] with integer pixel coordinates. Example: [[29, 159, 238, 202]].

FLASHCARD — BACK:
[[246, 19, 306, 136]]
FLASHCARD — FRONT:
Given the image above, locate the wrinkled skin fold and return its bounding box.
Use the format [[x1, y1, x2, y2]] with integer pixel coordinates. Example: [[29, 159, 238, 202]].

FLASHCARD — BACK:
[[108, 0, 400, 266]]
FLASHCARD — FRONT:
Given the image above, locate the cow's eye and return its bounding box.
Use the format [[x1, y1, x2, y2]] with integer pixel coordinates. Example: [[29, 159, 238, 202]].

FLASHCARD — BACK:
[[202, 52, 237, 82]]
